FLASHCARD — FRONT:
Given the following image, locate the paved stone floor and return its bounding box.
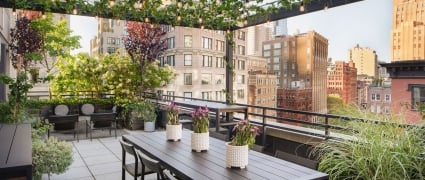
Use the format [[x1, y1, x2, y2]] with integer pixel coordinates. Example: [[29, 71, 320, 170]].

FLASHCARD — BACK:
[[41, 130, 157, 180]]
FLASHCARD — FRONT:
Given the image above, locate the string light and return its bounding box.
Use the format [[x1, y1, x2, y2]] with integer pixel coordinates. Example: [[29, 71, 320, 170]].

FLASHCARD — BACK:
[[144, 17, 150, 23], [201, 25, 204, 29], [324, 3, 329, 11], [299, 2, 305, 12], [41, 11, 46, 18], [198, 15, 203, 24], [109, 0, 115, 6], [216, 0, 221, 5], [177, 13, 181, 21], [12, 8, 16, 16], [72, 8, 78, 15], [177, 0, 182, 8]]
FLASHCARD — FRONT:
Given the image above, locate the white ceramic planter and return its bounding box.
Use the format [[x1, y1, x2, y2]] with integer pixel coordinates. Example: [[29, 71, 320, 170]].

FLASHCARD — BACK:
[[191, 132, 209, 152], [166, 124, 182, 141], [144, 121, 155, 132], [225, 142, 248, 169]]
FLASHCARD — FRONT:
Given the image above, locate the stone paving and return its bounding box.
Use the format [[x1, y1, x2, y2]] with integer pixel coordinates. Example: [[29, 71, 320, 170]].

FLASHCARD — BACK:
[[41, 130, 157, 180]]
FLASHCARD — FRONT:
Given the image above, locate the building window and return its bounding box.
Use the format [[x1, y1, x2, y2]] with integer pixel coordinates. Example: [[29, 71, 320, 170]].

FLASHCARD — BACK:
[[184, 54, 192, 66], [201, 91, 211, 100], [385, 94, 391, 102], [107, 47, 116, 54], [203, 55, 213, 67], [263, 44, 271, 50], [216, 91, 223, 101], [202, 37, 212, 49], [237, 89, 244, 99], [184, 35, 192, 47], [216, 74, 224, 84], [184, 73, 192, 85], [237, 75, 245, 84], [107, 37, 120, 45], [238, 60, 245, 70], [409, 84, 425, 109], [167, 37, 175, 49], [166, 91, 175, 101], [201, 73, 212, 85], [238, 31, 245, 40], [216, 57, 225, 68], [238, 45, 245, 55], [263, 51, 270, 57], [183, 92, 192, 101], [166, 55, 175, 66], [216, 40, 225, 52]]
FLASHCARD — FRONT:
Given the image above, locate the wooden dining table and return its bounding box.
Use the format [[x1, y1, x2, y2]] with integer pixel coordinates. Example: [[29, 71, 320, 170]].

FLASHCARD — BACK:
[[122, 130, 328, 180]]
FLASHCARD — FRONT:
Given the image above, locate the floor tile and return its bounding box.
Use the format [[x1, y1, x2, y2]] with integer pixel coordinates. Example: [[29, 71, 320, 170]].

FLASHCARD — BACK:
[[49, 166, 92, 179], [88, 162, 121, 175], [84, 154, 120, 166]]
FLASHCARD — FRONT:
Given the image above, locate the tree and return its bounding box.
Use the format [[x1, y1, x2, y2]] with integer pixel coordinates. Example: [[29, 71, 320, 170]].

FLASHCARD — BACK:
[[29, 13, 81, 78], [9, 16, 43, 72], [123, 22, 167, 71]]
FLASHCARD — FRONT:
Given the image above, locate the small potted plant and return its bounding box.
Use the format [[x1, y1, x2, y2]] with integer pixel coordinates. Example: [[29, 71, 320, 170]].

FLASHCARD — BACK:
[[140, 101, 157, 132], [165, 101, 181, 141], [225, 119, 260, 169], [191, 106, 209, 152]]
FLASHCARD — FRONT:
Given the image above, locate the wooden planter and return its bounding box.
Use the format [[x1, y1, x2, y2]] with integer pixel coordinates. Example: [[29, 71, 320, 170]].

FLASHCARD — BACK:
[[191, 132, 209, 152], [225, 142, 248, 169]]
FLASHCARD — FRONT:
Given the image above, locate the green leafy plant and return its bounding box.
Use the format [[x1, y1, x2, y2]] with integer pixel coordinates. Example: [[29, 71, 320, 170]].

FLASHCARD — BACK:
[[231, 120, 260, 148], [0, 73, 33, 123], [121, 100, 157, 129], [166, 102, 180, 125], [32, 137, 73, 180], [191, 106, 209, 133], [311, 121, 425, 180]]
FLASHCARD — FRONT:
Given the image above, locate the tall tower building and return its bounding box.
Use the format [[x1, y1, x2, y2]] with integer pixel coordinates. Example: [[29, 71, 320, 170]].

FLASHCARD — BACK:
[[274, 19, 288, 37], [246, 25, 274, 56], [263, 31, 328, 117], [391, 0, 425, 61], [327, 60, 357, 104], [90, 18, 126, 56], [348, 44, 378, 77], [296, 31, 328, 114]]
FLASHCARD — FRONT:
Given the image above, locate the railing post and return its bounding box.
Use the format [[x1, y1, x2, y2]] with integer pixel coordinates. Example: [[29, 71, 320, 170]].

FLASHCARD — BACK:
[[325, 116, 329, 139], [262, 108, 266, 147]]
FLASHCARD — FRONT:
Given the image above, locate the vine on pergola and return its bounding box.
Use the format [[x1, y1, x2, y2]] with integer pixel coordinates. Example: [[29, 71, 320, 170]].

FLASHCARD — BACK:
[[3, 0, 307, 31]]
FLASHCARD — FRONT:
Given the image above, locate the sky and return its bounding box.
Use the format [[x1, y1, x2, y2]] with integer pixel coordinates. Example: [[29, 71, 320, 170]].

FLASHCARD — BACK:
[[70, 0, 392, 62]]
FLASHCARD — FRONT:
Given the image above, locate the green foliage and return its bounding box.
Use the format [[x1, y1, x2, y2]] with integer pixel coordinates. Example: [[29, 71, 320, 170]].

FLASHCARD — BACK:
[[312, 121, 425, 180], [32, 137, 73, 180], [166, 102, 180, 125], [121, 100, 157, 122], [231, 120, 260, 148], [0, 73, 33, 123], [29, 13, 81, 75]]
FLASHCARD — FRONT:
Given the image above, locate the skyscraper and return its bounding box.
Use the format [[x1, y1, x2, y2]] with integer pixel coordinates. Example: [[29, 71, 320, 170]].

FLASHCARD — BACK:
[[348, 44, 378, 77], [391, 0, 425, 61]]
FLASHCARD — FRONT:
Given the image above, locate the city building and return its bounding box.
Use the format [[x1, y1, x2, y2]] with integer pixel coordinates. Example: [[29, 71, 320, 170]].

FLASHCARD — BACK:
[[391, 0, 425, 61], [0, 8, 12, 101], [327, 60, 357, 104], [90, 18, 126, 56], [381, 61, 425, 123], [263, 31, 328, 117], [247, 70, 277, 120], [348, 44, 378, 77], [246, 24, 274, 56], [277, 88, 312, 123], [159, 27, 249, 104], [368, 83, 391, 115], [274, 19, 288, 37]]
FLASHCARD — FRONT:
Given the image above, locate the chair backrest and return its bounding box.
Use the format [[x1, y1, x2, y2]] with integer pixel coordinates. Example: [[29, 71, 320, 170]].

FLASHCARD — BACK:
[[91, 113, 116, 128], [274, 150, 319, 170], [80, 103, 95, 115], [48, 114, 79, 130], [135, 149, 164, 179], [163, 169, 178, 180], [120, 139, 136, 157]]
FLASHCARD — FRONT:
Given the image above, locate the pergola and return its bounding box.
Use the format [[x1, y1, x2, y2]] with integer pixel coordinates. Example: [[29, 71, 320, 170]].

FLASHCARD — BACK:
[[0, 0, 364, 103]]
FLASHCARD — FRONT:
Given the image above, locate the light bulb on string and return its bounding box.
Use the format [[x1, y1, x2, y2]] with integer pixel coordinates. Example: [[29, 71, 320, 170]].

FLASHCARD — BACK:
[[72, 8, 78, 15], [299, 2, 305, 12]]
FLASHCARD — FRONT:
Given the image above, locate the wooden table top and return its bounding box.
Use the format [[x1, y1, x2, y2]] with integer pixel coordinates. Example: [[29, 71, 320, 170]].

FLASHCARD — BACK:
[[123, 131, 328, 180]]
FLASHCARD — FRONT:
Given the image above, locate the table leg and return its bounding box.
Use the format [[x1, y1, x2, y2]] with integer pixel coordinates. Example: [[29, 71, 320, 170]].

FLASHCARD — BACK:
[[215, 110, 220, 132]]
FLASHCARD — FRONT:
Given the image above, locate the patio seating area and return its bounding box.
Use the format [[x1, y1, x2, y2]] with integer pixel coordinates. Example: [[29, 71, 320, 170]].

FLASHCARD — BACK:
[[41, 130, 158, 180]]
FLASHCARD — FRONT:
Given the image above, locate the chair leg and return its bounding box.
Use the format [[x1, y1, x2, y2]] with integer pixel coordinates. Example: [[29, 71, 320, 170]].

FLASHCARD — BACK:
[[122, 168, 125, 180], [86, 122, 88, 138], [115, 121, 117, 138]]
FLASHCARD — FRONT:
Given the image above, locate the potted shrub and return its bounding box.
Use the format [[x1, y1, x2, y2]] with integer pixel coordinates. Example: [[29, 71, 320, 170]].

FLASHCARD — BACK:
[[140, 101, 157, 132], [225, 119, 260, 169], [191, 106, 209, 152], [121, 102, 145, 130], [165, 102, 181, 141]]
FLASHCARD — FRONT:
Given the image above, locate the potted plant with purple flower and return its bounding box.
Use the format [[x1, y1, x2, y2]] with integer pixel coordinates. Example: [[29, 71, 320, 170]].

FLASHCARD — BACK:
[[191, 106, 209, 152], [225, 119, 260, 169], [166, 101, 182, 141]]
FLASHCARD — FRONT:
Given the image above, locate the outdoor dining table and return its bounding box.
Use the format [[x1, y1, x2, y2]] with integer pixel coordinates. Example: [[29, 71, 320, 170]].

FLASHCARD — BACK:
[[173, 100, 248, 132], [122, 130, 328, 180]]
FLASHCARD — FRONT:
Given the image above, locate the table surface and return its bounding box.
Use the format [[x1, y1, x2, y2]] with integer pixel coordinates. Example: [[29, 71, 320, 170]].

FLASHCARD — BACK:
[[123, 131, 328, 180], [0, 123, 32, 179]]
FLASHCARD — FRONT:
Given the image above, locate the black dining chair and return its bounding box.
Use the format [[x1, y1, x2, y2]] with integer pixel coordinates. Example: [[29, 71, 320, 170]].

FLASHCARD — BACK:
[[86, 112, 117, 140], [46, 114, 80, 141], [119, 139, 154, 180], [135, 149, 165, 180], [163, 169, 178, 180]]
